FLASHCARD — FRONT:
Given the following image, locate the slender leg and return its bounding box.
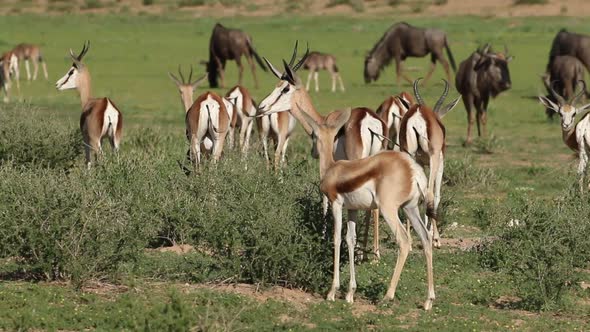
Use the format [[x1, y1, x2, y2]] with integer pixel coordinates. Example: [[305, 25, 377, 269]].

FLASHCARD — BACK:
[[306, 71, 313, 91], [381, 206, 411, 301], [360, 211, 371, 262], [422, 57, 436, 86], [464, 94, 475, 145], [243, 120, 254, 155], [372, 209, 380, 260], [427, 151, 442, 248], [331, 72, 336, 92], [327, 202, 343, 301], [404, 204, 435, 310], [432, 152, 444, 248], [32, 59, 39, 81], [41, 61, 48, 80], [338, 73, 345, 92], [236, 57, 244, 86], [246, 55, 258, 89], [280, 137, 290, 167], [578, 149, 588, 192], [25, 60, 31, 81], [314, 71, 319, 92], [395, 57, 413, 86], [190, 136, 201, 172], [345, 210, 358, 303], [274, 134, 284, 171]]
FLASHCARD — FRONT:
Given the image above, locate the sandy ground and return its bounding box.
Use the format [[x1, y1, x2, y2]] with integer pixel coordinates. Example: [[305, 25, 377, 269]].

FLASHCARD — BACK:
[[2, 0, 590, 17]]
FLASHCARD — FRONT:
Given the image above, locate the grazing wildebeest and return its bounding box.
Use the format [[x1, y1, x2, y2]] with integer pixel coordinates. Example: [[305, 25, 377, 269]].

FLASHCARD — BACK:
[[301, 51, 345, 92], [364, 22, 456, 86], [546, 29, 590, 77], [542, 55, 588, 119], [206, 23, 266, 89], [455, 44, 512, 145]]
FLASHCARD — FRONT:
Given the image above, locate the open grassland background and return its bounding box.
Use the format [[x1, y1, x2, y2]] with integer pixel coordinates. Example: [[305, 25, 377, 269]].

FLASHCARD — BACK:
[[0, 13, 589, 330]]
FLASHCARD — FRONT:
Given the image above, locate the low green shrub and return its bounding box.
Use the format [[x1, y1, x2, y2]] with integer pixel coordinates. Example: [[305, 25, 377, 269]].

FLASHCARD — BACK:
[[479, 185, 590, 310]]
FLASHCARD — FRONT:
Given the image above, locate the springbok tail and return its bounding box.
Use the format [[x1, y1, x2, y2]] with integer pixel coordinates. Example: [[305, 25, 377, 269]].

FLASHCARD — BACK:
[[445, 38, 457, 72], [247, 38, 267, 72]]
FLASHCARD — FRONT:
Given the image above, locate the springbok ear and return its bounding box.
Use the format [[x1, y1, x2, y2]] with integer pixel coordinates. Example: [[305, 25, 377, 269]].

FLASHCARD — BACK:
[[474, 56, 492, 71], [506, 56, 514, 62], [397, 96, 410, 111], [438, 96, 461, 118], [538, 95, 559, 112], [330, 108, 352, 130], [579, 103, 590, 112], [296, 103, 320, 134], [191, 74, 207, 90], [283, 59, 297, 85]]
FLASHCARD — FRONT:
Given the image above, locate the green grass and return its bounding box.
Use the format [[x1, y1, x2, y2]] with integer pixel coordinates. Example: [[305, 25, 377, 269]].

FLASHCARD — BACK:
[[0, 13, 589, 330]]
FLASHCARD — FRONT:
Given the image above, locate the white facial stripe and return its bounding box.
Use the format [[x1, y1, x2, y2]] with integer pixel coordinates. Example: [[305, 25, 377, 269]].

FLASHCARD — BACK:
[[259, 81, 293, 115], [55, 66, 78, 90]]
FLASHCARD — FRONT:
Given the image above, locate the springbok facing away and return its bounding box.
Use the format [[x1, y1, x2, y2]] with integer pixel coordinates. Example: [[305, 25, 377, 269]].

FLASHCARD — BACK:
[[55, 41, 123, 169], [455, 44, 512, 145], [539, 81, 590, 191], [206, 23, 267, 89], [364, 22, 456, 86], [296, 106, 436, 309], [226, 85, 257, 154], [376, 91, 414, 149], [12, 43, 48, 81], [542, 55, 588, 119], [400, 79, 460, 248], [258, 42, 386, 260], [185, 91, 230, 169], [302, 51, 345, 92]]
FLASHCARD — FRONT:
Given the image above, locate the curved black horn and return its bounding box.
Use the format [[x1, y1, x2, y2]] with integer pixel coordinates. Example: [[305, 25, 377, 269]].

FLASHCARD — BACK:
[[413, 78, 425, 105], [549, 80, 566, 105], [434, 79, 450, 113], [178, 65, 186, 84], [188, 66, 193, 84], [288, 40, 299, 67], [292, 43, 310, 72], [572, 80, 586, 105], [79, 40, 90, 60]]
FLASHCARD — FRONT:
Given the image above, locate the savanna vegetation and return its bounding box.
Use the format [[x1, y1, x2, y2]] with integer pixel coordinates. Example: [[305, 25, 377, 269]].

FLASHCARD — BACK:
[[0, 11, 589, 331]]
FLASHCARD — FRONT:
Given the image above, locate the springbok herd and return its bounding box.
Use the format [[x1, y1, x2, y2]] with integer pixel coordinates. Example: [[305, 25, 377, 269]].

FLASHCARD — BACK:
[[3, 21, 590, 310]]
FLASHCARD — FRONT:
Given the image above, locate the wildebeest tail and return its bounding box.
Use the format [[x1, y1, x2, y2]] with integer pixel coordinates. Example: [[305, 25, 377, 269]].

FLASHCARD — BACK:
[[247, 38, 267, 72], [445, 37, 456, 72]]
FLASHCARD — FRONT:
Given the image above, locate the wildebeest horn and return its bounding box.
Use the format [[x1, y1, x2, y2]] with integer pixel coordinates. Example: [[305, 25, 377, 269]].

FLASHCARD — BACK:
[[413, 78, 425, 105], [434, 79, 450, 113], [292, 43, 309, 72], [481, 43, 491, 54], [549, 80, 566, 105], [289, 40, 299, 67], [572, 80, 586, 105], [178, 65, 186, 84]]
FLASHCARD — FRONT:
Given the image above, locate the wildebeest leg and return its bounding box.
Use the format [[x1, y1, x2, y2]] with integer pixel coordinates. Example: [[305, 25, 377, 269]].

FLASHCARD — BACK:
[[422, 54, 437, 86], [246, 55, 259, 89], [481, 95, 490, 137], [463, 94, 475, 146], [236, 56, 244, 86], [214, 56, 225, 88], [395, 57, 413, 86]]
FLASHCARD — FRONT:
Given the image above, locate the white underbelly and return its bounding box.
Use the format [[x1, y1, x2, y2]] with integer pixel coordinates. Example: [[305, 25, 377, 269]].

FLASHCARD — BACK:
[[338, 182, 377, 210]]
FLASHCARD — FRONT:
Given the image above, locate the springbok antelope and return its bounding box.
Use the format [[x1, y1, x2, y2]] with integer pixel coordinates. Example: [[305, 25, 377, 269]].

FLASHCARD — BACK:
[[301, 51, 345, 92], [225, 85, 257, 154], [258, 42, 387, 260], [399, 79, 460, 248], [296, 106, 436, 309], [185, 91, 230, 168], [55, 41, 123, 169], [169, 66, 236, 154], [376, 91, 414, 149], [539, 81, 590, 191], [12, 43, 48, 81]]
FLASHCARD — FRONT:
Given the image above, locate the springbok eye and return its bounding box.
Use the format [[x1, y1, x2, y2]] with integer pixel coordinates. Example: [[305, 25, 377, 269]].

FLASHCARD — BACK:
[[282, 86, 290, 94], [69, 69, 74, 75]]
